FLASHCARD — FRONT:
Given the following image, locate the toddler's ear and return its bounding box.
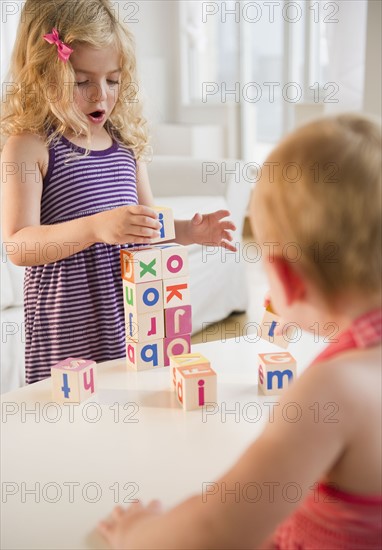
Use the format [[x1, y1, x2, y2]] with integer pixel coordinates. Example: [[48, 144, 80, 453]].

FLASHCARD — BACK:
[[271, 255, 306, 306]]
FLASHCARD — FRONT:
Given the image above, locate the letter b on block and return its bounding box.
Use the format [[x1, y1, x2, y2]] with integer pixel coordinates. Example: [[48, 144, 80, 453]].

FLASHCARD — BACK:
[[51, 357, 97, 403], [126, 340, 164, 370], [258, 352, 296, 396]]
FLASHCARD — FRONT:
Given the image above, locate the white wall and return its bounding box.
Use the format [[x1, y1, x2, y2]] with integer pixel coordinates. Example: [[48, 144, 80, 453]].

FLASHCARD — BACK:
[[132, 0, 179, 124], [0, 0, 180, 124], [363, 0, 382, 117], [0, 1, 21, 85]]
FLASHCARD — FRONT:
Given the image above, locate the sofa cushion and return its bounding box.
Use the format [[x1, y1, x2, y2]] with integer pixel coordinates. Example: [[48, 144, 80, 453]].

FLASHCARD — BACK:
[[7, 261, 25, 307], [1, 260, 14, 310]]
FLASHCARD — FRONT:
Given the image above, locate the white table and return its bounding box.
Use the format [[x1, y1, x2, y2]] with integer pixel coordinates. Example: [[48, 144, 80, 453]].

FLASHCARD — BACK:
[[1, 334, 326, 550]]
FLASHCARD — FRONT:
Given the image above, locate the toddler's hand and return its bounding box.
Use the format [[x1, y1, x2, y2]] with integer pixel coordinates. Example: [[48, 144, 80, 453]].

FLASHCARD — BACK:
[[91, 205, 161, 245], [98, 500, 163, 549]]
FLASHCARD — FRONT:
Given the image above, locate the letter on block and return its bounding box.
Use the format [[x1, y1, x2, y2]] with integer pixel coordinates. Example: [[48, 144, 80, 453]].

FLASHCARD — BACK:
[[164, 334, 191, 366], [126, 309, 165, 342], [120, 247, 162, 283], [154, 244, 189, 279], [258, 352, 297, 396], [150, 206, 175, 243], [260, 304, 296, 349], [51, 357, 97, 403], [170, 352, 209, 390], [163, 277, 191, 309], [170, 353, 217, 411], [165, 305, 192, 338], [126, 339, 164, 370], [123, 279, 163, 315]]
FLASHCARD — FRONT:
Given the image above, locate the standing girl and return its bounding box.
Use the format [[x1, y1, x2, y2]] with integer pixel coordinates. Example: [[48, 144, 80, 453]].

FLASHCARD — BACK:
[[1, 0, 236, 384]]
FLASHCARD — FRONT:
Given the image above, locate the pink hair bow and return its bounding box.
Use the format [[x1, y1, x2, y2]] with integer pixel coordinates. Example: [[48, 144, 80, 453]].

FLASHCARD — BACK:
[[43, 28, 73, 62]]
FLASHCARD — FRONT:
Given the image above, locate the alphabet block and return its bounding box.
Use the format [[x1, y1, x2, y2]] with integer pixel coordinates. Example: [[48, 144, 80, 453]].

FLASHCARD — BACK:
[[258, 352, 297, 396], [123, 279, 163, 315], [126, 339, 164, 370], [170, 353, 217, 411], [125, 309, 165, 343], [170, 352, 209, 390], [165, 305, 192, 338], [51, 357, 97, 403], [154, 244, 189, 279], [164, 334, 191, 366], [120, 247, 162, 284], [150, 206, 175, 243], [260, 304, 296, 349], [163, 277, 191, 309]]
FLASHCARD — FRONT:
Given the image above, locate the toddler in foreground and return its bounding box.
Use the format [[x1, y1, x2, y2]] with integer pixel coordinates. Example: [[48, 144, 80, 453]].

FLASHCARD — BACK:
[[98, 114, 381, 549]]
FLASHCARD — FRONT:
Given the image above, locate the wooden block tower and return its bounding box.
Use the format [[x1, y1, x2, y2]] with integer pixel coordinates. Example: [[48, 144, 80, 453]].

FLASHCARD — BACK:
[[120, 208, 191, 370]]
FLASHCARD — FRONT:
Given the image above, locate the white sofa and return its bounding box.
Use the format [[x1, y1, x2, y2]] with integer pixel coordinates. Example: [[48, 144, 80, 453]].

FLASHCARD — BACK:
[[1, 155, 251, 393]]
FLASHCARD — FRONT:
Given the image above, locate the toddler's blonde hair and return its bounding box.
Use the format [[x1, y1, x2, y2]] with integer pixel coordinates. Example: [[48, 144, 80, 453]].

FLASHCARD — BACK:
[[1, 0, 149, 159], [253, 114, 381, 298]]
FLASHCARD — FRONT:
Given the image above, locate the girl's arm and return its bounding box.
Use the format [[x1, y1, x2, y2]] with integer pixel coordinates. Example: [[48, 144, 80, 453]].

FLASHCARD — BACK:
[[1, 136, 160, 267], [137, 161, 237, 251], [99, 361, 351, 549]]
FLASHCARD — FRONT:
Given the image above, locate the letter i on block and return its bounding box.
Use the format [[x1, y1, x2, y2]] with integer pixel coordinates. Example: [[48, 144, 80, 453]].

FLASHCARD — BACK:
[[51, 358, 97, 403], [258, 352, 296, 396], [170, 353, 217, 411], [150, 206, 175, 243], [260, 303, 296, 349]]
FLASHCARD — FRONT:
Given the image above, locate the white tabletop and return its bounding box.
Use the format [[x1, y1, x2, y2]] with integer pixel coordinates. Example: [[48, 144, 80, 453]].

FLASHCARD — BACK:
[[1, 334, 326, 550]]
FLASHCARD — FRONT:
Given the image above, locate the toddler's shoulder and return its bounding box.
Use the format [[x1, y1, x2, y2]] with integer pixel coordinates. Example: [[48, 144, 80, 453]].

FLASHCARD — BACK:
[[299, 345, 381, 411]]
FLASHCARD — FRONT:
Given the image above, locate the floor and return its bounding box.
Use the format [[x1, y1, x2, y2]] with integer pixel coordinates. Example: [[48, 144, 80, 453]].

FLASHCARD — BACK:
[[191, 223, 268, 345]]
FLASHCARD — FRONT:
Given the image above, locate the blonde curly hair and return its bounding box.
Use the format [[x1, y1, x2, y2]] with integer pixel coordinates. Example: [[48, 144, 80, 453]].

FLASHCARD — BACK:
[[1, 0, 150, 159]]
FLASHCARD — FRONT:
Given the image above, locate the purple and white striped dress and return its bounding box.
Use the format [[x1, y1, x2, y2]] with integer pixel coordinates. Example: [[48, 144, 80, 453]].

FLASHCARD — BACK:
[[24, 133, 138, 384]]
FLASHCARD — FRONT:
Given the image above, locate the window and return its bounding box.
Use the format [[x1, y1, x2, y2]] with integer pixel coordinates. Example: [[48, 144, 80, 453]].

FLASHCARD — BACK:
[[180, 0, 332, 145]]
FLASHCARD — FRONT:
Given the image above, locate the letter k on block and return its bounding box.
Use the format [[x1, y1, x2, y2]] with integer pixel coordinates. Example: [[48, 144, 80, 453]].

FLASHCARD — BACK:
[[164, 277, 191, 309]]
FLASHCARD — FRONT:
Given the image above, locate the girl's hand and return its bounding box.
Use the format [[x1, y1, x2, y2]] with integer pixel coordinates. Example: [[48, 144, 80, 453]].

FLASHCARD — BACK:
[[91, 205, 161, 245], [98, 500, 163, 550], [190, 210, 237, 251]]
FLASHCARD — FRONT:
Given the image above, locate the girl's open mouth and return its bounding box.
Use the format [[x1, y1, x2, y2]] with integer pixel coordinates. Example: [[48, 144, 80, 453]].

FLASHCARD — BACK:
[[87, 110, 106, 124]]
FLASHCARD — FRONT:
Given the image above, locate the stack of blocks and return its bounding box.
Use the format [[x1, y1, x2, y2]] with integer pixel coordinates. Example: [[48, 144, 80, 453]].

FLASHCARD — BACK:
[[121, 207, 192, 370], [170, 353, 217, 411], [258, 302, 297, 395], [51, 358, 97, 403]]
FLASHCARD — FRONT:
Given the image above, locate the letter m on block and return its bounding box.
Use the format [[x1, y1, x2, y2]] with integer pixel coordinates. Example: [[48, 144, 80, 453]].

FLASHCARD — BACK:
[[267, 369, 294, 390]]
